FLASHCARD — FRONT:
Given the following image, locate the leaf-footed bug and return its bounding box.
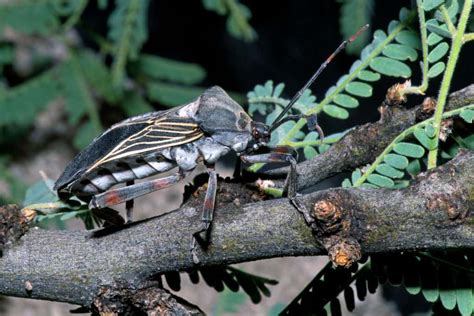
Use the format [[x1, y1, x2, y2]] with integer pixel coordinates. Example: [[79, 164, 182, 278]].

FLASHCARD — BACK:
[[54, 25, 368, 263]]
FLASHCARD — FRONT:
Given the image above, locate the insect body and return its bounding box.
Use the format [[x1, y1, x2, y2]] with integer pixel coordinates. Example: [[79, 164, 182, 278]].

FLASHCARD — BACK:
[[54, 87, 265, 206], [54, 25, 368, 262]]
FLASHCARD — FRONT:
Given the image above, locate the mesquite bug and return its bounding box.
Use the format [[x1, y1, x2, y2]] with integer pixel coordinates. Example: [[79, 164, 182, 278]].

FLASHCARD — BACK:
[[54, 25, 368, 262]]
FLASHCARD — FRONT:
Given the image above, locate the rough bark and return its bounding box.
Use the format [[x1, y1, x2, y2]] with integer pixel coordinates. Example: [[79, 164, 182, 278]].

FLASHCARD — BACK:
[[266, 84, 474, 190], [0, 150, 472, 309]]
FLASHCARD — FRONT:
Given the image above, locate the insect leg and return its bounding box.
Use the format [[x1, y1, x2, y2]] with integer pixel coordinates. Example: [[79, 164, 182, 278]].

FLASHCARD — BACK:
[[125, 180, 134, 223], [89, 171, 185, 210], [241, 150, 314, 225], [191, 165, 217, 264]]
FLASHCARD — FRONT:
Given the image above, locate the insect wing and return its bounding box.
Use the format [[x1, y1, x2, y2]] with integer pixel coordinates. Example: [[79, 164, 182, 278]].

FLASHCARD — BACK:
[[89, 116, 204, 169], [54, 109, 204, 191]]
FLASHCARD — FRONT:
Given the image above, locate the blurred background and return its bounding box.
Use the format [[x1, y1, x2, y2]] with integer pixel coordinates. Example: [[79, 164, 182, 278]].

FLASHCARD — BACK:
[[0, 0, 473, 315]]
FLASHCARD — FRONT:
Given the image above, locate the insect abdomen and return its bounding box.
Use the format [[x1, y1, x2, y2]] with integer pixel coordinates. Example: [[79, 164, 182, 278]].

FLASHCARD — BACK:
[[70, 154, 175, 195]]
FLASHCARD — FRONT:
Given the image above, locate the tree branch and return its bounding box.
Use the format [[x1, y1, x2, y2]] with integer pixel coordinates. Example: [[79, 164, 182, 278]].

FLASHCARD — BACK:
[[265, 84, 474, 190], [0, 150, 473, 309]]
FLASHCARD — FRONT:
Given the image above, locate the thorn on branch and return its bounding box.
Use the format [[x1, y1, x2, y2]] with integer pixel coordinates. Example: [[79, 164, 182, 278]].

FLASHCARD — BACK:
[[0, 204, 30, 256]]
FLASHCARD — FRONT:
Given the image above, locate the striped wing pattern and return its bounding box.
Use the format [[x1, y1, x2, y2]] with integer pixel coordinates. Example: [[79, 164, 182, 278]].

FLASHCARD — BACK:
[[87, 116, 204, 172]]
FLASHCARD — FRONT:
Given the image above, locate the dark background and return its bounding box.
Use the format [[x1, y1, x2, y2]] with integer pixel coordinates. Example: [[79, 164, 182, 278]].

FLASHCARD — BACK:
[[84, 0, 473, 135]]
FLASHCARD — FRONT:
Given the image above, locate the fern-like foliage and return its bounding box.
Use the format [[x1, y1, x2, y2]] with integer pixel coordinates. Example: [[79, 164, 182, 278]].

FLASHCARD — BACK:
[[342, 104, 474, 189], [202, 0, 257, 42], [247, 7, 425, 171], [108, 0, 150, 86], [339, 0, 374, 55], [247, 81, 348, 160], [282, 1, 474, 314], [281, 253, 474, 316]]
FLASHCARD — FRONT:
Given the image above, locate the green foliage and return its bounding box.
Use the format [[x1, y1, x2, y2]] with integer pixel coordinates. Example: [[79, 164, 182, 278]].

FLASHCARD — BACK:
[[339, 0, 374, 55], [276, 1, 474, 315], [202, 0, 257, 42], [282, 253, 474, 316], [163, 265, 277, 308], [248, 7, 421, 172], [280, 261, 377, 315], [342, 104, 474, 189], [108, 0, 150, 86]]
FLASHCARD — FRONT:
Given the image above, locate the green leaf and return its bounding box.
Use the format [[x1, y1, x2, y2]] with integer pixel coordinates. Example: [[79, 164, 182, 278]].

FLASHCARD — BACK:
[[342, 178, 352, 188], [351, 169, 362, 184], [23, 180, 58, 206], [73, 121, 98, 150], [459, 109, 474, 123], [361, 183, 378, 189], [438, 268, 457, 310], [303, 146, 318, 160], [345, 82, 372, 97], [333, 94, 359, 108], [426, 20, 452, 39], [0, 69, 57, 128], [455, 273, 473, 316], [423, 0, 444, 11], [146, 82, 204, 107], [323, 104, 349, 119], [224, 0, 257, 42], [76, 50, 120, 103], [406, 159, 422, 176], [56, 58, 102, 133], [428, 42, 449, 63], [375, 163, 404, 179], [425, 123, 436, 138], [427, 33, 443, 45], [273, 83, 285, 97], [388, 20, 400, 33], [120, 91, 154, 117], [393, 142, 425, 158], [367, 174, 394, 188], [392, 180, 410, 188], [357, 70, 381, 82], [0, 2, 60, 35], [370, 57, 411, 77], [420, 258, 439, 303], [132, 54, 206, 85], [414, 127, 437, 150], [382, 44, 418, 61], [304, 131, 320, 141], [318, 144, 330, 153], [395, 30, 422, 50], [339, 0, 373, 55], [108, 0, 150, 85], [428, 61, 446, 78], [384, 154, 409, 169], [399, 7, 411, 22]]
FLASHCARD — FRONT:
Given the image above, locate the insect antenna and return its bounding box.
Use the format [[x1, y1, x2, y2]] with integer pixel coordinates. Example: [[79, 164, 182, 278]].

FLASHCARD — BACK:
[[269, 24, 369, 132]]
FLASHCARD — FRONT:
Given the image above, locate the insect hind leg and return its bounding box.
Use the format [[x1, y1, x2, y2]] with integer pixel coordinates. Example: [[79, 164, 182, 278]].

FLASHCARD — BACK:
[[89, 171, 185, 210]]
